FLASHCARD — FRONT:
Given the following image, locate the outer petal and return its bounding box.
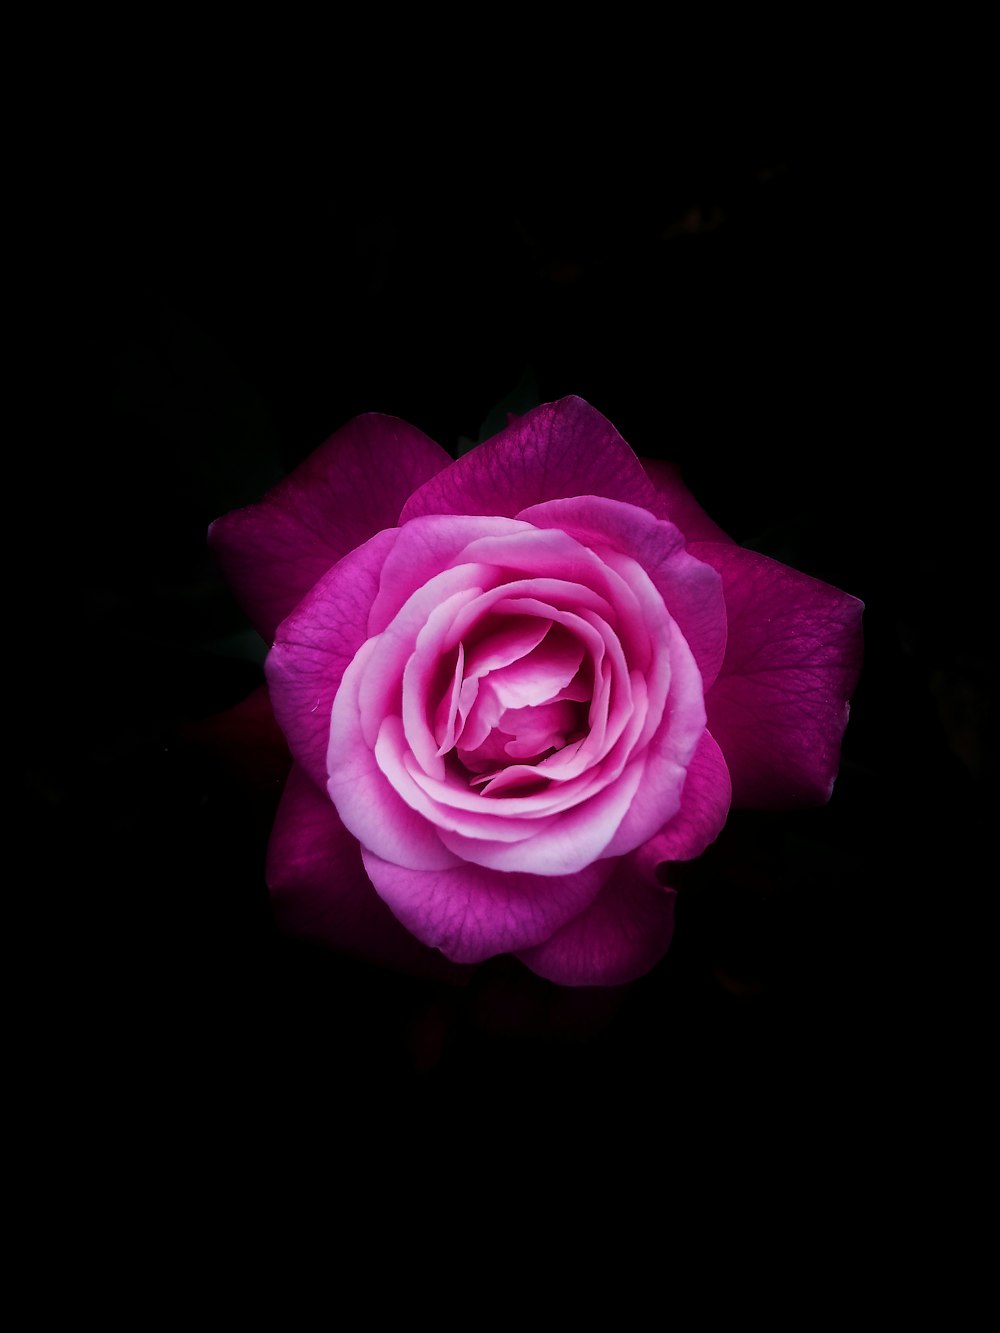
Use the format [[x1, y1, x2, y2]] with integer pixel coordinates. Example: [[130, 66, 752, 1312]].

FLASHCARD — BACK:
[[266, 528, 398, 791], [641, 458, 734, 544], [399, 397, 662, 523], [209, 413, 450, 639], [693, 542, 864, 807], [361, 847, 614, 964], [516, 854, 677, 986], [267, 764, 468, 980], [630, 730, 732, 876]]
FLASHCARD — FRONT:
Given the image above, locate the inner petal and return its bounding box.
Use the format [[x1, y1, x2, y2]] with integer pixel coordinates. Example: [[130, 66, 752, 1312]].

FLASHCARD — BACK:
[[463, 616, 552, 682], [433, 642, 466, 754], [487, 626, 586, 711], [458, 698, 585, 776], [457, 679, 506, 756], [453, 620, 587, 761], [500, 700, 584, 759], [432, 617, 552, 759]]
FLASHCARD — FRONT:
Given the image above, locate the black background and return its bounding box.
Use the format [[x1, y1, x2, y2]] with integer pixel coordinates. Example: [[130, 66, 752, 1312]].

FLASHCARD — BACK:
[[40, 122, 989, 1159]]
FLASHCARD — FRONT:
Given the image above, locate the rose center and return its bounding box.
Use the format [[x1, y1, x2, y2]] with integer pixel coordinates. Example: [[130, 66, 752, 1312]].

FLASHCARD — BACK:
[[432, 616, 592, 795]]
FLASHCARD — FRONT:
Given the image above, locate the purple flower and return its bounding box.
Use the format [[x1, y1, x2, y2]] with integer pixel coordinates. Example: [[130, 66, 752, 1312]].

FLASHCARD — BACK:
[[210, 398, 863, 985]]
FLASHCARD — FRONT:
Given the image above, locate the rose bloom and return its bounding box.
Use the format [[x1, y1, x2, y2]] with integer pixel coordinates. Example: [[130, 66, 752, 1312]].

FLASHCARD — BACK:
[[209, 398, 863, 986]]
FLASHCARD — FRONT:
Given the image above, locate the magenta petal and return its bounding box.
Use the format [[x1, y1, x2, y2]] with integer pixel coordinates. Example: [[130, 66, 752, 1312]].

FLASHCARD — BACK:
[[630, 730, 732, 876], [361, 848, 613, 963], [694, 542, 864, 807], [641, 458, 734, 544], [399, 397, 662, 522], [267, 765, 468, 980], [266, 528, 398, 791], [516, 854, 677, 986], [209, 413, 450, 639]]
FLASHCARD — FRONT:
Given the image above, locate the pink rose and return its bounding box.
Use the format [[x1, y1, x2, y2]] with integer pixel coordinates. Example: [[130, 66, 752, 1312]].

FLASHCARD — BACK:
[[209, 397, 863, 985]]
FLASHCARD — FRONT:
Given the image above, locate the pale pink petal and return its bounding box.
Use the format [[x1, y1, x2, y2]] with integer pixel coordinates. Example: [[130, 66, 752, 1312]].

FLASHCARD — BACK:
[[600, 618, 707, 857], [408, 715, 635, 819], [641, 458, 734, 544], [456, 677, 503, 754], [457, 526, 663, 695], [367, 514, 529, 635], [630, 730, 732, 875], [437, 757, 645, 874], [265, 528, 398, 791], [399, 397, 662, 522], [210, 413, 450, 639], [465, 655, 642, 803], [447, 577, 615, 642], [361, 847, 613, 963], [433, 642, 466, 754], [485, 631, 586, 710], [470, 598, 612, 781], [267, 765, 467, 980], [401, 593, 530, 780], [468, 531, 674, 760], [516, 855, 677, 986], [459, 633, 586, 760], [386, 581, 613, 772], [461, 617, 554, 684], [328, 639, 462, 871], [692, 542, 864, 807], [358, 572, 494, 749], [518, 496, 727, 689], [500, 700, 581, 758], [456, 718, 517, 770], [510, 606, 629, 777], [376, 720, 553, 843], [460, 527, 637, 625], [549, 670, 593, 704], [437, 615, 565, 757]]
